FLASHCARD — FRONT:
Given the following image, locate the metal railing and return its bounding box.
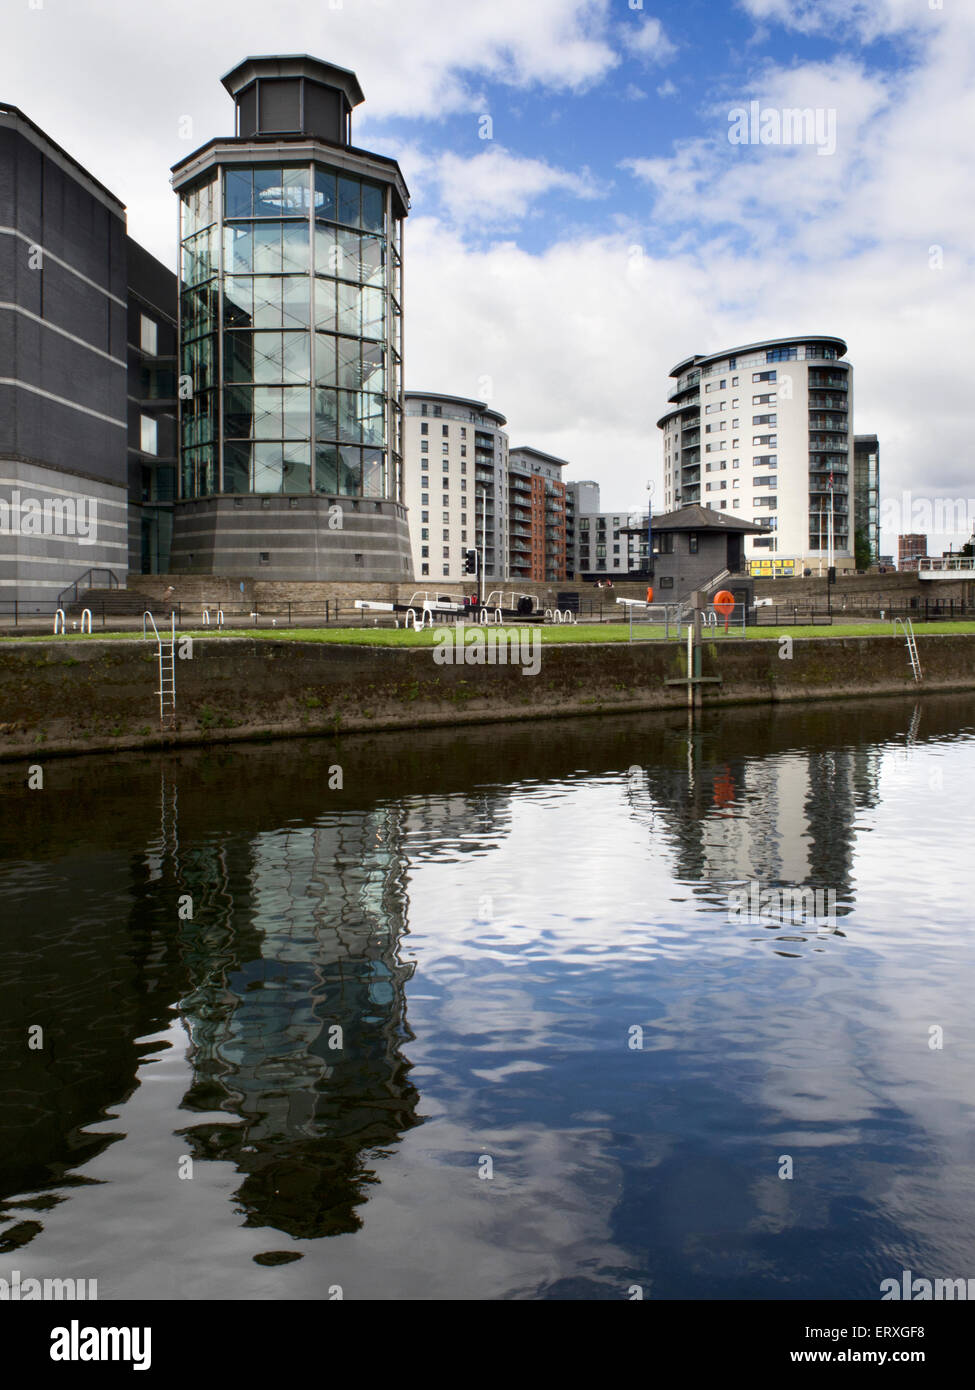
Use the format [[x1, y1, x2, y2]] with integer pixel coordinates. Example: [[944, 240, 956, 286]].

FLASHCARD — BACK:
[[56, 568, 121, 606], [918, 556, 975, 573]]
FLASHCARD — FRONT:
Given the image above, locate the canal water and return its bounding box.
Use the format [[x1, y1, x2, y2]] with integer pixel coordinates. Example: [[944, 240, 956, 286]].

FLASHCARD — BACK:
[[1, 695, 974, 1301]]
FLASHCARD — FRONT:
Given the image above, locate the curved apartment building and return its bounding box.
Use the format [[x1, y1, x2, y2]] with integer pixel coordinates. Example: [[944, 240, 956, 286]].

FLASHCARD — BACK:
[[658, 336, 854, 575]]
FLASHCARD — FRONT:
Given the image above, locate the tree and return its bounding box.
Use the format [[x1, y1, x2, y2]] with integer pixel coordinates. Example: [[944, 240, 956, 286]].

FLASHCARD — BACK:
[[854, 528, 872, 572]]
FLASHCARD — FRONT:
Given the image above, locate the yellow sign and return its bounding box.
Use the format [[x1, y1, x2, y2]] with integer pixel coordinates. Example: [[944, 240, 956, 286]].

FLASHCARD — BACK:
[[749, 559, 797, 576]]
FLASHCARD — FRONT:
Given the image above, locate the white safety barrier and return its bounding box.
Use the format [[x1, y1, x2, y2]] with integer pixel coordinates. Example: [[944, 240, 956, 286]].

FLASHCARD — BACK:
[[53, 609, 66, 634], [79, 608, 92, 634]]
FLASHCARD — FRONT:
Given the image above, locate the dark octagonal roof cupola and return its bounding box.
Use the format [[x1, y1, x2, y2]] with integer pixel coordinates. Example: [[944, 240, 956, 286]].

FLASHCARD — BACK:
[[221, 55, 365, 148]]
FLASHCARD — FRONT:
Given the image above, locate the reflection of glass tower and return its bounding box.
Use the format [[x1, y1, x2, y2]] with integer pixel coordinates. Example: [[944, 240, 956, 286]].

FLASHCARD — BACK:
[[177, 806, 421, 1240], [170, 56, 412, 581]]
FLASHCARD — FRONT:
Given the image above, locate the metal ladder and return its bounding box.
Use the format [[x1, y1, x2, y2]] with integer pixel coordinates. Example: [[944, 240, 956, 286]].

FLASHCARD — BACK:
[[894, 617, 922, 682], [144, 611, 177, 725]]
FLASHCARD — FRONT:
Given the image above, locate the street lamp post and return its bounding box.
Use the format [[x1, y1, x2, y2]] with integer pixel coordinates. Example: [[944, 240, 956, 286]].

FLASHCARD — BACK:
[[646, 480, 655, 575]]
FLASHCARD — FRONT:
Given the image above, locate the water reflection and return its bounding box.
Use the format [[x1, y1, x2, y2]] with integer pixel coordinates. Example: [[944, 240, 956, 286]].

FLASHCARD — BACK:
[[0, 694, 973, 1298]]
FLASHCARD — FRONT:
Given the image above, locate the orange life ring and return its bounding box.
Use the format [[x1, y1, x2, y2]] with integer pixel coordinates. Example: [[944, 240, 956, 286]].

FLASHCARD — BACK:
[[713, 589, 736, 632]]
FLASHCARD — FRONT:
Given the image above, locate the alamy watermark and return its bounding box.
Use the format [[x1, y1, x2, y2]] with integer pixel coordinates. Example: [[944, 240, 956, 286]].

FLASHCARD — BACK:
[[727, 880, 837, 931], [1, 1268, 97, 1300], [879, 491, 975, 536], [728, 101, 837, 157], [881, 1269, 975, 1300], [0, 491, 98, 545], [432, 622, 541, 677]]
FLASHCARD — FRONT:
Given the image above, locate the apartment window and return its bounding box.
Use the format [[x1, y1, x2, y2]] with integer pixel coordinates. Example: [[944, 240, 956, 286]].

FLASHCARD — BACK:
[[753, 436, 777, 446], [443, 566, 450, 577], [461, 531, 467, 542], [421, 510, 429, 523], [753, 414, 777, 425], [421, 441, 429, 453], [754, 455, 777, 467], [733, 498, 741, 509], [442, 493, 449, 505], [753, 476, 776, 488], [732, 376, 739, 385], [461, 428, 467, 438], [719, 501, 727, 509], [421, 528, 429, 540], [140, 415, 158, 455], [753, 370, 777, 381], [732, 459, 740, 468], [732, 478, 740, 488], [442, 442, 449, 454], [442, 460, 450, 472], [443, 546, 450, 558], [753, 394, 776, 405], [421, 563, 429, 574], [421, 493, 429, 505], [442, 424, 449, 437], [461, 456, 467, 468], [421, 404, 428, 415], [421, 545, 429, 557], [140, 315, 158, 355], [689, 534, 699, 554], [421, 474, 429, 487], [443, 511, 449, 523], [460, 479, 467, 491], [421, 422, 429, 434], [442, 529, 450, 541], [433, 405, 442, 416], [732, 419, 739, 428], [766, 348, 797, 362], [461, 512, 467, 525]]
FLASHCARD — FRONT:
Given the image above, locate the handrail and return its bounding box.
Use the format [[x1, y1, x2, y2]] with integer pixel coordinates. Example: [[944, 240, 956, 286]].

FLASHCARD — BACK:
[[56, 567, 121, 606], [143, 611, 160, 642]]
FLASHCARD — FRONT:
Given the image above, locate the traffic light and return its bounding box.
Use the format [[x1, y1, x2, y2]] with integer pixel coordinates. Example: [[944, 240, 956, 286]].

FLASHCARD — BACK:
[[827, 566, 836, 584], [464, 549, 478, 575]]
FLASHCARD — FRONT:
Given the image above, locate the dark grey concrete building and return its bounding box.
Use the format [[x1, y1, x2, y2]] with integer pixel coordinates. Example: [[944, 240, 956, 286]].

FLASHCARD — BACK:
[[1, 104, 130, 604], [169, 56, 413, 582], [127, 238, 179, 578], [0, 104, 179, 607]]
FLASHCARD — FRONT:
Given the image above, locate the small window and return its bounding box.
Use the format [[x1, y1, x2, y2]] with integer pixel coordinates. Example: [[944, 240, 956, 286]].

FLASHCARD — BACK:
[[140, 315, 158, 356], [688, 534, 698, 554], [259, 551, 270, 564], [140, 415, 158, 455]]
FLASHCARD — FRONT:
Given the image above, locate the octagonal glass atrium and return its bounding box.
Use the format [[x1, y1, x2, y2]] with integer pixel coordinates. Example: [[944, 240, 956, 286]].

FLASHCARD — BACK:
[[179, 159, 402, 501]]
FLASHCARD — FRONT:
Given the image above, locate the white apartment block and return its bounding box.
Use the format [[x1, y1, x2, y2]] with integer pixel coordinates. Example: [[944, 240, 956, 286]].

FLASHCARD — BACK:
[[403, 392, 508, 584], [658, 337, 855, 576]]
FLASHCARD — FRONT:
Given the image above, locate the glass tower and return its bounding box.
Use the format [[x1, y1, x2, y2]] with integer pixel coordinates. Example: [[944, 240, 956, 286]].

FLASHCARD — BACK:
[[170, 57, 411, 581]]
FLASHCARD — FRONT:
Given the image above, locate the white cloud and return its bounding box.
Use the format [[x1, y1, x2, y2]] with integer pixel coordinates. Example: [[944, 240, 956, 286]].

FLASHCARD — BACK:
[[622, 15, 678, 66], [738, 0, 954, 42], [656, 80, 679, 99], [429, 146, 604, 227]]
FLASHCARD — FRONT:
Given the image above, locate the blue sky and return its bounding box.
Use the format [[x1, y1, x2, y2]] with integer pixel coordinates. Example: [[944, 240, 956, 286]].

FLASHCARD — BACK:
[[2, 0, 973, 554]]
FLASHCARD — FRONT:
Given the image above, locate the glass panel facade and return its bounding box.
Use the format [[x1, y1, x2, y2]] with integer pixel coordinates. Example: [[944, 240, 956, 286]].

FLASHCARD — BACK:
[[179, 161, 401, 500]]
